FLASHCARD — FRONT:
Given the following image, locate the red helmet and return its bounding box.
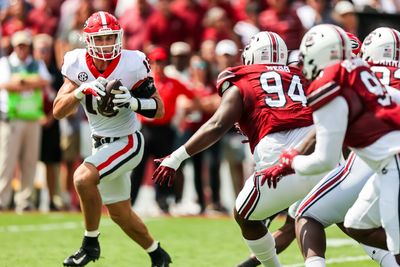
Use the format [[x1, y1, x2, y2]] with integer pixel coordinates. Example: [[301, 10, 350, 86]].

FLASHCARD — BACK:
[[346, 32, 361, 57], [83, 11, 123, 60]]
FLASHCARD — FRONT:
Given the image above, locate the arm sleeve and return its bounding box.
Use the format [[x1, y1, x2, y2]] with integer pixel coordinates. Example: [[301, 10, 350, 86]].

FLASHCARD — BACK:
[[292, 96, 348, 175]]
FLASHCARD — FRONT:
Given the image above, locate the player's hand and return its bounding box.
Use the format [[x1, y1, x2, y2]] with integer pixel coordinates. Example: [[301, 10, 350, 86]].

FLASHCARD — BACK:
[[152, 156, 178, 187], [112, 86, 139, 111], [74, 77, 107, 100], [255, 149, 299, 188], [255, 165, 293, 188]]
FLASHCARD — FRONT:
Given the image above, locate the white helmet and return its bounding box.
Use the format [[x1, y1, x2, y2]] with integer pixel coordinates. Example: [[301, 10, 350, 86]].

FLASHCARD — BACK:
[[299, 24, 351, 80], [361, 27, 400, 62], [241, 31, 288, 65]]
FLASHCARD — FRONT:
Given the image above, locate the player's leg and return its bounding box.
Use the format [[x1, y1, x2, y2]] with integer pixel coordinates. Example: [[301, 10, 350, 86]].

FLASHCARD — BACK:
[[63, 162, 102, 266], [294, 153, 394, 267], [237, 210, 296, 267], [106, 198, 171, 266]]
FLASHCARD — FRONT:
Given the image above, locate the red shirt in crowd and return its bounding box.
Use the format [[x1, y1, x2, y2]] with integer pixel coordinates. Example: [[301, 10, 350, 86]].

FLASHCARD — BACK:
[[139, 74, 195, 125], [258, 7, 304, 50]]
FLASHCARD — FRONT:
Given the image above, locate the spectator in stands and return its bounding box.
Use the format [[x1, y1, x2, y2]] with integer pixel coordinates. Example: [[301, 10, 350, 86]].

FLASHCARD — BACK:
[[171, 0, 207, 51], [54, 0, 93, 68], [202, 7, 241, 48], [177, 54, 223, 214], [130, 47, 195, 213], [259, 0, 305, 51], [33, 33, 63, 211], [1, 0, 33, 55], [199, 39, 219, 80], [119, 0, 154, 51], [233, 1, 261, 47], [143, 0, 188, 52], [165, 41, 192, 85], [333, 0, 359, 34], [297, 0, 336, 30], [215, 39, 246, 199], [0, 30, 51, 212], [27, 0, 61, 36]]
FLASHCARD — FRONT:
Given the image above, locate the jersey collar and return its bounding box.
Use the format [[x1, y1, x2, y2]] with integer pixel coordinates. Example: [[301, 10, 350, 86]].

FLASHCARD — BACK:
[[85, 52, 121, 78]]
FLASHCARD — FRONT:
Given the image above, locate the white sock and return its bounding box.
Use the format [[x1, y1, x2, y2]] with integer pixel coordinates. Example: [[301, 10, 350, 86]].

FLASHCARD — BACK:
[[84, 230, 100, 237], [146, 241, 159, 253], [245, 232, 281, 267], [305, 256, 326, 267], [361, 244, 398, 267]]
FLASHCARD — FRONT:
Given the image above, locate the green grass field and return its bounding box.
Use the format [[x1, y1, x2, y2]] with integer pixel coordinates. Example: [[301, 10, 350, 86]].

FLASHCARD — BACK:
[[0, 212, 378, 267]]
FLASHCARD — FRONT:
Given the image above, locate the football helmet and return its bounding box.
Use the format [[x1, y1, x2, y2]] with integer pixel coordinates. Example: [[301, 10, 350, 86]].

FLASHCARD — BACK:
[[346, 32, 361, 57], [241, 31, 288, 65], [83, 11, 123, 61], [361, 27, 400, 62], [299, 24, 351, 80]]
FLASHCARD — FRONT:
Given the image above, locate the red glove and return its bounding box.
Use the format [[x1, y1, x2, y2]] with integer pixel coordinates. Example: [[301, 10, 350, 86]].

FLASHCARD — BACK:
[[255, 149, 299, 188], [152, 157, 177, 187]]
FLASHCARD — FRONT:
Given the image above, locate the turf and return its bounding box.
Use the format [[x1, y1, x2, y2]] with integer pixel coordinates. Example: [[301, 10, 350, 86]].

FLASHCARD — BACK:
[[0, 212, 378, 267]]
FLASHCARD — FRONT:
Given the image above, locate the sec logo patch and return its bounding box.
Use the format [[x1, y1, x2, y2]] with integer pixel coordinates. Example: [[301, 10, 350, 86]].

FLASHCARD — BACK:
[[78, 72, 88, 82]]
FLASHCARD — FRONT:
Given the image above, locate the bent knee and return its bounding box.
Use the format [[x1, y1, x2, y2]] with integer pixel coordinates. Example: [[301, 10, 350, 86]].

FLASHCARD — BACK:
[[73, 164, 99, 189]]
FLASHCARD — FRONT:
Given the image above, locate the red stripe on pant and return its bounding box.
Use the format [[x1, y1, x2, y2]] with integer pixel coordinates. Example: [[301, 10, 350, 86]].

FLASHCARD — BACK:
[[239, 186, 260, 219], [97, 134, 134, 171]]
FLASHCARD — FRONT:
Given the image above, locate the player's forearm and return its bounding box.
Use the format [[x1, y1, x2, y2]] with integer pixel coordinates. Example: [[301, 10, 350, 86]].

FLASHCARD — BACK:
[[185, 119, 231, 156], [293, 97, 348, 175], [53, 93, 80, 119]]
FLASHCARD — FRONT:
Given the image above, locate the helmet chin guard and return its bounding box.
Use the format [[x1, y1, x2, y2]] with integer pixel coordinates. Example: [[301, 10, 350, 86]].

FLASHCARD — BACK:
[[83, 11, 123, 61]]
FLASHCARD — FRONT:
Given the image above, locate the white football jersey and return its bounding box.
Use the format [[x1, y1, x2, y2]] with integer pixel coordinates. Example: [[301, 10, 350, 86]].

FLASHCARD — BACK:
[[61, 49, 151, 137]]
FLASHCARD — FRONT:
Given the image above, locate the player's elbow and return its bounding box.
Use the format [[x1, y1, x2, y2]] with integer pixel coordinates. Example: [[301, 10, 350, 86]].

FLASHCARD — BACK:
[[154, 103, 165, 119]]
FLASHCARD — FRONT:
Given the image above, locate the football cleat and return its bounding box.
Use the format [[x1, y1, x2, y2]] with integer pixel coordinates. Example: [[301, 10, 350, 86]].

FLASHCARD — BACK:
[[236, 256, 261, 267], [150, 245, 172, 267], [63, 237, 100, 267]]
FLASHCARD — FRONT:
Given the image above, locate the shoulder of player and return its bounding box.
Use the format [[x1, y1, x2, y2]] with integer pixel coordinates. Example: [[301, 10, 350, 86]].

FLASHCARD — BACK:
[[120, 49, 148, 70], [62, 49, 85, 68]]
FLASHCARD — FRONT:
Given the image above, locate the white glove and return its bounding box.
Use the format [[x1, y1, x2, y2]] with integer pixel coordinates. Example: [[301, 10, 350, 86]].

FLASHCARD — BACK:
[[74, 77, 108, 100], [112, 86, 139, 111]]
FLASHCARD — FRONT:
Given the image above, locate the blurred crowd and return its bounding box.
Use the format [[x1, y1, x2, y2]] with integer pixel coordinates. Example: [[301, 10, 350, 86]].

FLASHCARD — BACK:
[[0, 0, 397, 215]]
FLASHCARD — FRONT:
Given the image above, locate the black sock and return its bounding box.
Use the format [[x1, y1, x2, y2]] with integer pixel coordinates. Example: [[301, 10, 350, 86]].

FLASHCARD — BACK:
[[82, 235, 99, 247]]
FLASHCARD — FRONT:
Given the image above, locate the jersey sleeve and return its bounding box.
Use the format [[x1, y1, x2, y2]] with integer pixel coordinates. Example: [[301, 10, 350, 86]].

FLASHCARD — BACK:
[[216, 67, 240, 96], [306, 65, 342, 111], [128, 51, 152, 91], [61, 50, 80, 84]]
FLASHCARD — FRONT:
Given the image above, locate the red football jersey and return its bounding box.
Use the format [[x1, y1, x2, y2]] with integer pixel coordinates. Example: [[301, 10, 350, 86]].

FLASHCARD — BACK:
[[216, 64, 313, 152], [368, 60, 400, 89], [306, 59, 400, 148]]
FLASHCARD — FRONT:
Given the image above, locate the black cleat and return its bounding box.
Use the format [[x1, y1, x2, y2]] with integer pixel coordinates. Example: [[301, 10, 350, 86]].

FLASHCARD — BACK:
[[236, 256, 261, 267], [150, 244, 172, 267], [63, 236, 100, 266]]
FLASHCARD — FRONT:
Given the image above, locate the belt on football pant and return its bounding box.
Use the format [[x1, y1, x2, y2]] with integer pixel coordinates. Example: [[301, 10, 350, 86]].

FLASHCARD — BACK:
[[92, 135, 121, 148]]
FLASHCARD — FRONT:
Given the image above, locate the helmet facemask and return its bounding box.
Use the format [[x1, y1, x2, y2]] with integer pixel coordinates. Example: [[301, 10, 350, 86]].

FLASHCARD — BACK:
[[84, 30, 123, 61]]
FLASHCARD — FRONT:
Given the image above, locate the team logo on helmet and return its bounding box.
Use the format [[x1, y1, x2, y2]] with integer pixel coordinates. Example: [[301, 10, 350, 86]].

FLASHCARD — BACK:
[[305, 32, 317, 47], [78, 72, 88, 82]]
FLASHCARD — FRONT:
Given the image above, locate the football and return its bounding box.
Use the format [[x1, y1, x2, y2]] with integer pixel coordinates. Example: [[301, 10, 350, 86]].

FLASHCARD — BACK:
[[97, 79, 122, 117]]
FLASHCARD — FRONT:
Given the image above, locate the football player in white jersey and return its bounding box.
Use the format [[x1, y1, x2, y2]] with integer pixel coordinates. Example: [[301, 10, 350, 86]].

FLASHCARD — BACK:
[[53, 11, 171, 267]]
